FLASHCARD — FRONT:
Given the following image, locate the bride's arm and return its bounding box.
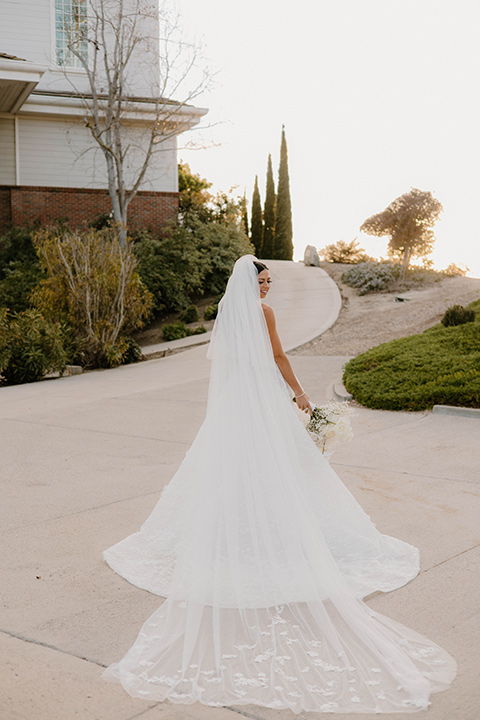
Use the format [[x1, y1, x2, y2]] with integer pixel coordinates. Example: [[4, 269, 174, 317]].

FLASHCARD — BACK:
[[262, 304, 311, 413]]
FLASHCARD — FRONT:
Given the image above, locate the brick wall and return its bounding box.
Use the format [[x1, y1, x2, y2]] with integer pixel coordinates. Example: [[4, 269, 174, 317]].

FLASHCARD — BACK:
[[0, 188, 12, 231], [0, 185, 179, 235]]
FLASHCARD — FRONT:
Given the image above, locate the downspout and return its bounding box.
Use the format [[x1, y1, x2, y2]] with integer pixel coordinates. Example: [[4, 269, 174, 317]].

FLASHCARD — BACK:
[[14, 116, 20, 186]]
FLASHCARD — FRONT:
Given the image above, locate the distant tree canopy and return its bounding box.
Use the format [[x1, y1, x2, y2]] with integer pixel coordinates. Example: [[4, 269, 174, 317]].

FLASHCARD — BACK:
[[178, 162, 212, 217], [361, 188, 443, 278]]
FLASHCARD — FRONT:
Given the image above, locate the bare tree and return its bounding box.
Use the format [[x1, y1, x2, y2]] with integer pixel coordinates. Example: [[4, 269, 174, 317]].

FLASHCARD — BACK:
[[63, 0, 209, 245], [360, 188, 443, 280]]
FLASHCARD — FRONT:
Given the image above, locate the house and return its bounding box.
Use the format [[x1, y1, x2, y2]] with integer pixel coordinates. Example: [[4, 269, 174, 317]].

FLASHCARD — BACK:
[[0, 0, 207, 234]]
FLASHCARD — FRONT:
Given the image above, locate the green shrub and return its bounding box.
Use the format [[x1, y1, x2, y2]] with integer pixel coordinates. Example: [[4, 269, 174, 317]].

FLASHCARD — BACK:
[[0, 227, 39, 272], [0, 309, 67, 385], [320, 239, 370, 264], [441, 304, 476, 327], [343, 299, 480, 410], [162, 321, 189, 341], [203, 304, 218, 321], [121, 336, 143, 364], [0, 259, 44, 312], [190, 325, 207, 336], [32, 228, 152, 368], [133, 216, 252, 316], [178, 304, 199, 323], [162, 321, 207, 342], [342, 261, 400, 294]]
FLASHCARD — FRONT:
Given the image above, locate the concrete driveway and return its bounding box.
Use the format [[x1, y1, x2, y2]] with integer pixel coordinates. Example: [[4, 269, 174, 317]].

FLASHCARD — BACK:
[[1, 262, 478, 720]]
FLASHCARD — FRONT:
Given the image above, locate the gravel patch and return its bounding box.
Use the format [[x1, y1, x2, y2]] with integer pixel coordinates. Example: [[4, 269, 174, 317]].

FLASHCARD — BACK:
[[290, 265, 480, 357]]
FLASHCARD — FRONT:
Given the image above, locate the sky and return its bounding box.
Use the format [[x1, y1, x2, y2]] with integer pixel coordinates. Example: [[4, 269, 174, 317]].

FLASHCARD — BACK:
[[174, 0, 480, 276]]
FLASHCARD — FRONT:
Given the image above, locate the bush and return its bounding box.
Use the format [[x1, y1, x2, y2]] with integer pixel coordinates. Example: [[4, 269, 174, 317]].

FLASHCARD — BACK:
[[0, 227, 44, 312], [121, 336, 144, 364], [203, 304, 218, 321], [32, 228, 152, 368], [178, 304, 199, 323], [0, 309, 67, 385], [0, 259, 44, 312], [162, 321, 207, 342], [190, 325, 207, 336], [162, 321, 189, 341], [342, 261, 400, 294], [320, 239, 370, 264], [441, 304, 476, 327], [443, 263, 469, 277], [343, 299, 480, 410], [134, 214, 253, 317], [0, 227, 39, 271]]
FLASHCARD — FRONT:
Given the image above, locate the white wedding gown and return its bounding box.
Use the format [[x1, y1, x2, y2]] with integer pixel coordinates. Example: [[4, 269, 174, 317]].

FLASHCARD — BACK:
[[102, 255, 455, 713]]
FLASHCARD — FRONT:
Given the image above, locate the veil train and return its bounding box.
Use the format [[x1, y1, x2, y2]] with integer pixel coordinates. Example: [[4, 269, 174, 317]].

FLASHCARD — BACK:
[[102, 255, 455, 713]]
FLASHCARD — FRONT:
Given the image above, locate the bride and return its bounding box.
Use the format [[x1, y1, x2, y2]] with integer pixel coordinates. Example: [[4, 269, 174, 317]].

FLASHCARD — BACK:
[[102, 254, 455, 713]]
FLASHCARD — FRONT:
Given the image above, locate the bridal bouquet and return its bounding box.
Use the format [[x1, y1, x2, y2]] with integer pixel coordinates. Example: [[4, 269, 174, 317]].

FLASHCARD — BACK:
[[295, 399, 355, 453]]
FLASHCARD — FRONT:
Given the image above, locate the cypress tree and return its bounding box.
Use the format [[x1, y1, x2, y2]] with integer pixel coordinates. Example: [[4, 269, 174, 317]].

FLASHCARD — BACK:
[[275, 125, 293, 260], [240, 191, 249, 237], [250, 175, 263, 256], [262, 154, 276, 259]]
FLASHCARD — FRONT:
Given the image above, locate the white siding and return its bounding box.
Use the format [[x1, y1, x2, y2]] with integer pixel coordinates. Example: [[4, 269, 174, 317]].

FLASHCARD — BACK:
[[0, 118, 16, 184], [0, 0, 53, 67], [0, 0, 159, 97], [17, 115, 177, 192]]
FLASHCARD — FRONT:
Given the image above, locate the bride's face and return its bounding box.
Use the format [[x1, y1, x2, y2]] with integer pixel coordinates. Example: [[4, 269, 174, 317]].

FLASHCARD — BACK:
[[257, 269, 272, 299]]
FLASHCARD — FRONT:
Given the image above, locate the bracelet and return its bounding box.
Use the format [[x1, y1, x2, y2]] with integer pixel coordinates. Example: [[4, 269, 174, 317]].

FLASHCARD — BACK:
[[295, 391, 306, 399]]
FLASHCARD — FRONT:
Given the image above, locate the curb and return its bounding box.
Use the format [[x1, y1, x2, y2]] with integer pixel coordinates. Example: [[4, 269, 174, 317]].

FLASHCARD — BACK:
[[326, 379, 353, 403], [432, 405, 480, 419]]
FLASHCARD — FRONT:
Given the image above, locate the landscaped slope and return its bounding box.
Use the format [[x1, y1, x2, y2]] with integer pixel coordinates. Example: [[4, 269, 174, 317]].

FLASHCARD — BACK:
[[343, 299, 480, 411]]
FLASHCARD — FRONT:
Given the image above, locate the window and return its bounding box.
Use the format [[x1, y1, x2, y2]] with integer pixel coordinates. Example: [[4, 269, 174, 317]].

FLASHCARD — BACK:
[[55, 0, 88, 68]]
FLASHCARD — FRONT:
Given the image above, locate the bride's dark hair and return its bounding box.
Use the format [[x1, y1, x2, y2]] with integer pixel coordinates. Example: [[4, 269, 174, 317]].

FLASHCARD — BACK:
[[253, 261, 269, 274]]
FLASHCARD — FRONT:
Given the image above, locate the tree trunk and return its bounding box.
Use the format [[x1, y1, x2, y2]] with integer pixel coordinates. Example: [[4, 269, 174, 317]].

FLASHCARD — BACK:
[[400, 246, 411, 281]]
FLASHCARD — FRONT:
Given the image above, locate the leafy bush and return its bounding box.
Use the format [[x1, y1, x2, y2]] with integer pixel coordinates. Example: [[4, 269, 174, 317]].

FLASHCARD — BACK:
[[443, 263, 469, 277], [134, 218, 252, 316], [178, 304, 199, 323], [441, 304, 476, 327], [121, 336, 144, 364], [162, 321, 207, 342], [343, 299, 480, 410], [203, 304, 218, 321], [0, 226, 39, 270], [32, 228, 152, 368], [190, 325, 207, 336], [320, 239, 370, 264], [342, 261, 400, 294], [162, 321, 189, 341], [0, 259, 44, 312], [0, 309, 67, 385], [0, 227, 44, 312]]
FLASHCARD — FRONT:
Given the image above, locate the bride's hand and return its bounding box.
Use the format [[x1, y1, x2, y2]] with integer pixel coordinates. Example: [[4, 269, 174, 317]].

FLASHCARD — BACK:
[[296, 393, 312, 415]]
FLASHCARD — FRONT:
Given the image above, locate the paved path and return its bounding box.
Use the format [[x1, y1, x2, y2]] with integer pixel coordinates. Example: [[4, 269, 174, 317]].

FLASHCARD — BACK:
[[1, 263, 478, 720], [140, 260, 341, 356]]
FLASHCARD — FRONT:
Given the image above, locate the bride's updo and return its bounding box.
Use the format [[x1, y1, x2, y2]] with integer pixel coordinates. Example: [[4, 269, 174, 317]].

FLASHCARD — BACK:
[[253, 261, 269, 274]]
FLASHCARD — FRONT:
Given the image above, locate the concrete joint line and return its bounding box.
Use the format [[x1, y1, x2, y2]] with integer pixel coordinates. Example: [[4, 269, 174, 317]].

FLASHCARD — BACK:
[[421, 541, 480, 574], [331, 460, 474, 485], [225, 707, 266, 720], [0, 627, 106, 668], [4, 416, 190, 446], [0, 628, 275, 720], [123, 703, 165, 720], [1, 488, 163, 535]]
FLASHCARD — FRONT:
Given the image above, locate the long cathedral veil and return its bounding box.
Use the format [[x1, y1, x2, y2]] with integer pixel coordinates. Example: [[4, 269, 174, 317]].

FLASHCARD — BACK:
[[102, 255, 455, 712]]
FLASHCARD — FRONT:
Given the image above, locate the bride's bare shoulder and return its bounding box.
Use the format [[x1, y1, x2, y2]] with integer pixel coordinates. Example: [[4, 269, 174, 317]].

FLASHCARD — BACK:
[[262, 304, 276, 325]]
